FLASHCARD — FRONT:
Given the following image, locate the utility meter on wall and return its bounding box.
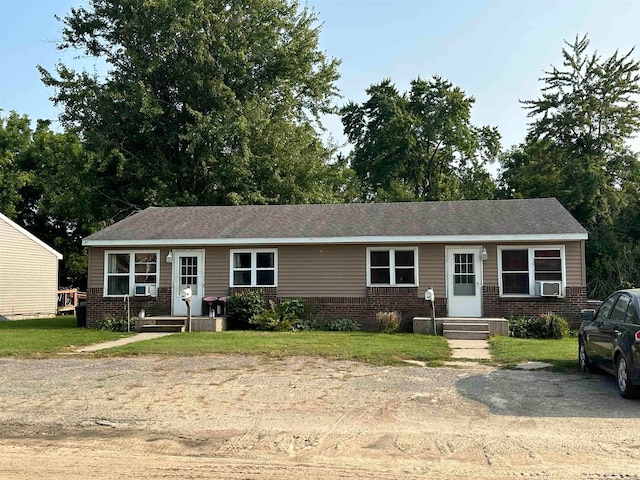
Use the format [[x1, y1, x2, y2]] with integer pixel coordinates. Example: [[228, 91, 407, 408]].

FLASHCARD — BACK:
[[424, 288, 434, 302]]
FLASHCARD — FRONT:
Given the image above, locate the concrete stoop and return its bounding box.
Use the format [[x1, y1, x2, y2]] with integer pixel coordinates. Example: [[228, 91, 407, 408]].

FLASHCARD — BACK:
[[141, 324, 186, 333], [442, 320, 490, 340], [443, 323, 490, 340]]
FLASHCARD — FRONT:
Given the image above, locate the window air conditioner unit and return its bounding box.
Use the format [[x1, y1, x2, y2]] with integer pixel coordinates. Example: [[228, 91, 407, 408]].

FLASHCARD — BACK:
[[134, 285, 157, 297], [535, 281, 562, 297]]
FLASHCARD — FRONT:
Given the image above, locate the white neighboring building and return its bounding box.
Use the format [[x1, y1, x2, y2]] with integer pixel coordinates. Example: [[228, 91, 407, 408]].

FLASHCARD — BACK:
[[0, 213, 63, 319]]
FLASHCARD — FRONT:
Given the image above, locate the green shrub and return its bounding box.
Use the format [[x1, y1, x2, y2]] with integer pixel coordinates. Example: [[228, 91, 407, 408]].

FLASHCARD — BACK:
[[291, 317, 319, 331], [323, 318, 361, 332], [225, 289, 266, 329], [376, 311, 401, 333], [278, 298, 307, 319], [508, 313, 570, 339], [250, 300, 302, 331], [97, 314, 136, 332], [541, 313, 570, 339], [508, 316, 531, 338]]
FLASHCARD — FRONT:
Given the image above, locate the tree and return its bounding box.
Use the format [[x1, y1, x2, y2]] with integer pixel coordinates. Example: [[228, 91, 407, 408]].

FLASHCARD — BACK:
[[0, 112, 93, 286], [341, 77, 500, 202], [500, 35, 640, 297], [39, 0, 342, 223], [0, 112, 32, 218], [15, 120, 94, 287]]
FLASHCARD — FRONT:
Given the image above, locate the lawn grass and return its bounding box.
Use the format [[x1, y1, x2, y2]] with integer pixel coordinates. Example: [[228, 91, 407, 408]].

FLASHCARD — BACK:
[[489, 336, 578, 372], [99, 331, 452, 366], [0, 316, 134, 357]]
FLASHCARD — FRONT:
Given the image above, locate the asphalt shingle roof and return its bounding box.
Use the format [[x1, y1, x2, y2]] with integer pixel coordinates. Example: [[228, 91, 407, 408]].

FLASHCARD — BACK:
[[83, 198, 587, 245]]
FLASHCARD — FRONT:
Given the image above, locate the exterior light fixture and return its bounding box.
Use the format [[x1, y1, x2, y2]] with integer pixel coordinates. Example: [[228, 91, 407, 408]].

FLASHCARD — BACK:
[[166, 251, 173, 263], [481, 247, 488, 261]]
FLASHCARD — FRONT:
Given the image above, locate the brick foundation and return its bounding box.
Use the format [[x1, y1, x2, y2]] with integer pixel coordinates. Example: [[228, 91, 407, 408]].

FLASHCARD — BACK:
[[86, 287, 171, 328], [482, 285, 587, 328], [86, 285, 586, 330], [298, 288, 446, 332]]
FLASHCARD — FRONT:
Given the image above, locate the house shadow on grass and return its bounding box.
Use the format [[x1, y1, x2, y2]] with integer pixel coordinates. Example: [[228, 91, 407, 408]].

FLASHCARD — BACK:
[[456, 368, 638, 418]]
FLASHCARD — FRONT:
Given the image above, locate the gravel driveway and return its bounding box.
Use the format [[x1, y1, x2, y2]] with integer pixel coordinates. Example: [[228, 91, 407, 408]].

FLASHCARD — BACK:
[[1, 355, 639, 479]]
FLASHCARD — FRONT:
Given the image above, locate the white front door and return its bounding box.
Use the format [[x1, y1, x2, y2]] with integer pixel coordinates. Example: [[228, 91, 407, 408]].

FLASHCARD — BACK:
[[447, 247, 482, 317], [172, 250, 204, 316]]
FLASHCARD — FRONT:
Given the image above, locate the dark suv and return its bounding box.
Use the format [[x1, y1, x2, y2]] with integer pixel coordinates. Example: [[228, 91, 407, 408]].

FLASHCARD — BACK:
[[578, 289, 640, 399]]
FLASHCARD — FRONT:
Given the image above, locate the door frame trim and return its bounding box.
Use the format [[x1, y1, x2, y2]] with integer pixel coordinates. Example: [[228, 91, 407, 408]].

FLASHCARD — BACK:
[[445, 245, 484, 317], [171, 249, 206, 316]]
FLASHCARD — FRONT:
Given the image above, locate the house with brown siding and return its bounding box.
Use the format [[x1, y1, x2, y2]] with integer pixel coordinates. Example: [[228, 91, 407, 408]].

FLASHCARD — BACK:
[[82, 198, 588, 330], [0, 213, 63, 319]]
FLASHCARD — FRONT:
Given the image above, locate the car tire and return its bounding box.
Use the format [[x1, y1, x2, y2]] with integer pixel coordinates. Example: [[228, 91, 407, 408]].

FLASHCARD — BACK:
[[578, 339, 593, 373], [616, 355, 640, 399]]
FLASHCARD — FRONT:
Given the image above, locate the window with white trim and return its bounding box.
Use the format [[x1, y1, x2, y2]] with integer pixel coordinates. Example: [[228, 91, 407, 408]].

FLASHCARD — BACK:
[[367, 247, 418, 286], [230, 249, 277, 287], [104, 251, 159, 296], [499, 246, 564, 296]]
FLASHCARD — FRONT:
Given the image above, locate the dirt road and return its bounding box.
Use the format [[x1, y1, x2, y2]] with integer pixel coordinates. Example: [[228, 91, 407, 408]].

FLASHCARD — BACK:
[[1, 355, 639, 479]]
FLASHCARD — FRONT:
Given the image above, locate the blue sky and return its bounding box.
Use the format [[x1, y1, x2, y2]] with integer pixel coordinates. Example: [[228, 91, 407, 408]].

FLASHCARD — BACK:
[[2, 0, 640, 154]]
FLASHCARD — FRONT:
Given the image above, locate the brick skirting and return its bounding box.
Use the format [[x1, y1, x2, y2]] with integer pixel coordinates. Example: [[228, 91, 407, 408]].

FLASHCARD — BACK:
[[482, 285, 587, 328], [86, 285, 586, 330], [86, 287, 171, 328], [296, 288, 446, 332]]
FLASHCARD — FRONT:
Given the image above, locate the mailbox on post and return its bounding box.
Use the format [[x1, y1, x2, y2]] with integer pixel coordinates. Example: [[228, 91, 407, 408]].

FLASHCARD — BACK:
[[181, 287, 193, 332]]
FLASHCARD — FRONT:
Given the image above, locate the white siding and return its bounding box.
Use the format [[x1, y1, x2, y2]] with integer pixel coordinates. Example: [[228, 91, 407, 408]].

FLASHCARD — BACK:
[[0, 217, 60, 319]]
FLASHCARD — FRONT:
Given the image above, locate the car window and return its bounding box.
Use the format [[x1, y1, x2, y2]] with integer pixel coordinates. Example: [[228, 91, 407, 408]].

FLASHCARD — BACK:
[[610, 294, 631, 323], [626, 298, 639, 325], [594, 294, 618, 322]]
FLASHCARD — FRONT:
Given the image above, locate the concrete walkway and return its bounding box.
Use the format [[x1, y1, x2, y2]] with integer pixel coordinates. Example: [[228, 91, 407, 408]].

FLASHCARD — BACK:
[[75, 332, 176, 353], [447, 339, 492, 360]]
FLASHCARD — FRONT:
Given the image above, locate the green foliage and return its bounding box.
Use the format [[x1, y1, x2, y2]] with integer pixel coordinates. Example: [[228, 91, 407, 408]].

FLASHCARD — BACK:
[[0, 112, 32, 218], [500, 35, 640, 299], [249, 298, 309, 331], [489, 336, 578, 372], [0, 112, 92, 287], [97, 314, 136, 332], [376, 311, 401, 333], [322, 318, 361, 332], [101, 331, 451, 366], [509, 313, 570, 340], [290, 317, 319, 331], [40, 0, 344, 222], [341, 76, 500, 201], [225, 289, 266, 329], [0, 316, 132, 357]]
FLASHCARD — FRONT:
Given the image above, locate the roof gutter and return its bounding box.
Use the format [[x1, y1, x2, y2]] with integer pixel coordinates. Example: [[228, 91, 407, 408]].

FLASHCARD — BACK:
[[82, 232, 588, 247]]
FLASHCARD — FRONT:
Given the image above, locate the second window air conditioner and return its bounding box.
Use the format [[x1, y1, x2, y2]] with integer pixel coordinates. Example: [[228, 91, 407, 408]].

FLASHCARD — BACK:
[[134, 285, 157, 297], [535, 281, 562, 297]]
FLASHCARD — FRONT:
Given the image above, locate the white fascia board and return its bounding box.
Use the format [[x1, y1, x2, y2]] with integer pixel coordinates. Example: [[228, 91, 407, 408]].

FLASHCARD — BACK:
[[0, 212, 63, 259], [83, 232, 588, 247]]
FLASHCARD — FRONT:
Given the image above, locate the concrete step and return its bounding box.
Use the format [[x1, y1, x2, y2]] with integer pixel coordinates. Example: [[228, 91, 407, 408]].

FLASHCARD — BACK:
[[443, 330, 489, 340], [141, 324, 186, 333], [442, 322, 489, 332], [153, 319, 186, 326]]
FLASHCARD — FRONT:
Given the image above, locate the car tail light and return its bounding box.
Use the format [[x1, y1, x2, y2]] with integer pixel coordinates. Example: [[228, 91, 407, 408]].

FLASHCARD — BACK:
[[636, 331, 640, 342]]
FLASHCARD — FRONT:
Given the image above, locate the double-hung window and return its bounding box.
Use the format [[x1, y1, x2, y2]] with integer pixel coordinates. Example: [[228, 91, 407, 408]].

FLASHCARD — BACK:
[[230, 249, 277, 287], [367, 247, 418, 287], [499, 246, 564, 296], [104, 251, 159, 296]]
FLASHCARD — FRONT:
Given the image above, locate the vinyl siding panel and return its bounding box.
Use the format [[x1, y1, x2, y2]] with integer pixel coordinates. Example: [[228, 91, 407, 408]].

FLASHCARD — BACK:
[[204, 247, 228, 296], [278, 244, 366, 297], [418, 243, 445, 297], [564, 241, 583, 286], [87, 239, 586, 302], [0, 219, 59, 318]]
